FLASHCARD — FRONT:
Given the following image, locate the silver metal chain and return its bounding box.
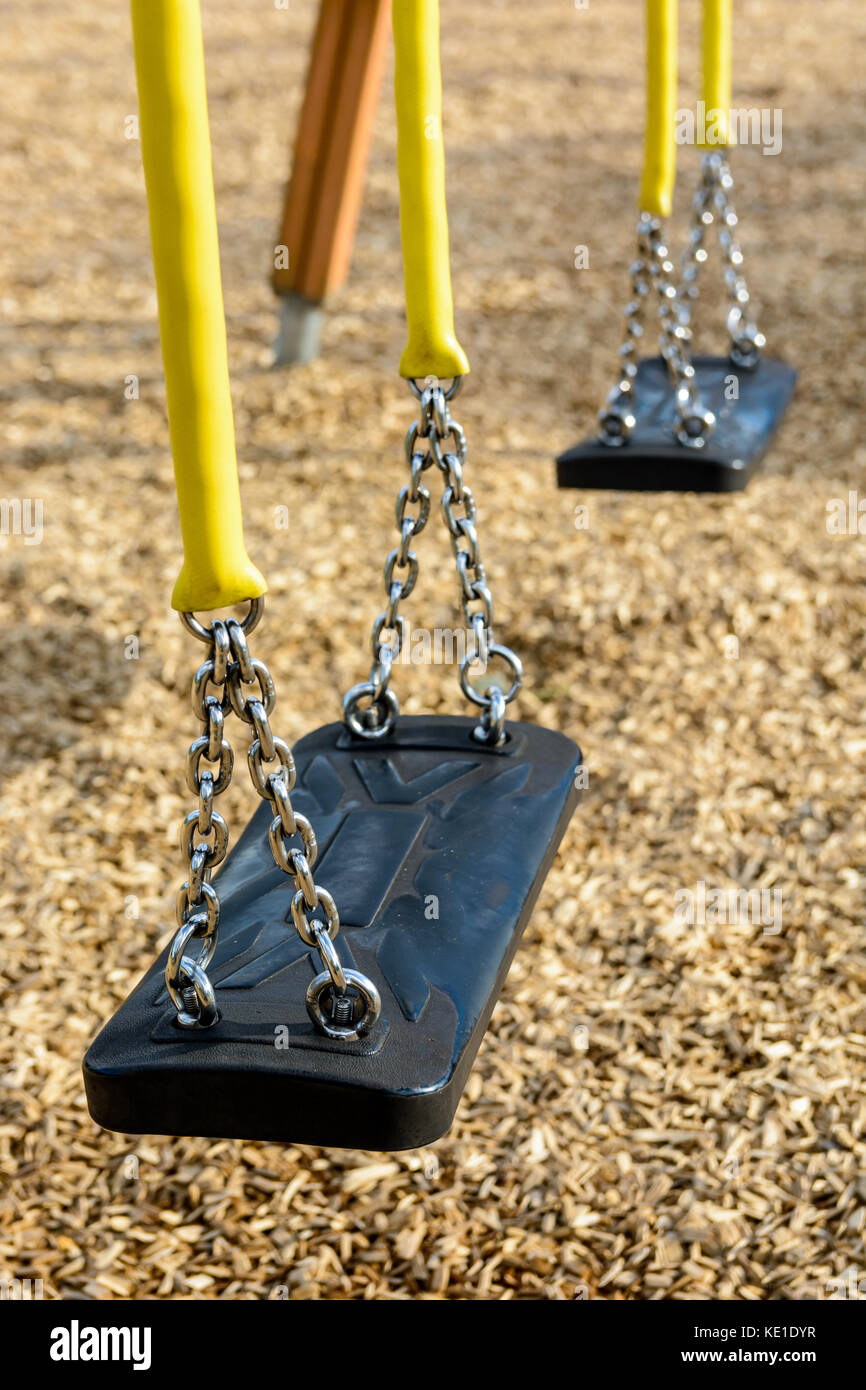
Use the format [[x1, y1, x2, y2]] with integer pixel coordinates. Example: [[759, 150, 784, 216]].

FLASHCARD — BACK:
[[343, 377, 522, 747], [598, 212, 716, 450], [677, 151, 765, 371], [167, 596, 381, 1039]]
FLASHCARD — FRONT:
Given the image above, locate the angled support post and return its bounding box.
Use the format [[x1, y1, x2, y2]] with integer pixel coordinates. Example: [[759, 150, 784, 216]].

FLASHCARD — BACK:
[[273, 0, 390, 365]]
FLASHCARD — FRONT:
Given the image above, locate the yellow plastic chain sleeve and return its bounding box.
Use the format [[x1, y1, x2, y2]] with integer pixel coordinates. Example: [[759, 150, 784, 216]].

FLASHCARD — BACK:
[[701, 0, 733, 148], [640, 0, 678, 218], [393, 0, 469, 380], [130, 0, 266, 613]]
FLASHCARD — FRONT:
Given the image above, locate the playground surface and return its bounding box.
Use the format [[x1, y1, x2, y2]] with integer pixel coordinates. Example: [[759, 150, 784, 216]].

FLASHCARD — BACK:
[[1, 0, 865, 1299]]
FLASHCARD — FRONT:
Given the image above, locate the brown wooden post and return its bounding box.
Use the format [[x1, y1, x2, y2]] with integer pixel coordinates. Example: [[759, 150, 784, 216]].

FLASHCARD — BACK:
[[273, 0, 390, 364]]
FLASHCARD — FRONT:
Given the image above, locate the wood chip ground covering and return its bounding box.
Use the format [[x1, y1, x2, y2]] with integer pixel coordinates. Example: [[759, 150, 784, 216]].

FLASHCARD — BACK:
[[1, 0, 864, 1301]]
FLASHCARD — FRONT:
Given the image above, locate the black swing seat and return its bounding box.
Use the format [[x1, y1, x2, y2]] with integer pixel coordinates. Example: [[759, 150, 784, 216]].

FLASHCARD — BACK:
[[556, 353, 797, 493], [84, 715, 582, 1151]]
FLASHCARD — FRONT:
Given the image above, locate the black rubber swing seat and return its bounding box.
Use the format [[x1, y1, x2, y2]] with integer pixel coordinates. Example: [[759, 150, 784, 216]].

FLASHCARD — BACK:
[[556, 353, 797, 493], [84, 715, 582, 1151]]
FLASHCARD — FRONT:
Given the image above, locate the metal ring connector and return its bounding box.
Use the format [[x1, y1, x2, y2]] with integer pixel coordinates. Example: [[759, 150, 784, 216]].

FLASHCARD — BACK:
[[180, 595, 265, 645], [674, 405, 717, 450], [598, 404, 637, 447], [165, 919, 219, 1029], [306, 969, 382, 1041], [343, 682, 399, 740], [408, 375, 463, 403], [459, 643, 523, 709]]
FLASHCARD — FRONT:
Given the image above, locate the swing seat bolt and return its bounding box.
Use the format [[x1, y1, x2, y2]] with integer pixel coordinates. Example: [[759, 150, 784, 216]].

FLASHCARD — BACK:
[[598, 406, 636, 446], [676, 407, 716, 449], [330, 993, 355, 1025]]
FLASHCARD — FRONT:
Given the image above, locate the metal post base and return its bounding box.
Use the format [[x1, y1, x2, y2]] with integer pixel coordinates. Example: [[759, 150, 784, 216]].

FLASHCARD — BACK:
[[273, 292, 325, 367]]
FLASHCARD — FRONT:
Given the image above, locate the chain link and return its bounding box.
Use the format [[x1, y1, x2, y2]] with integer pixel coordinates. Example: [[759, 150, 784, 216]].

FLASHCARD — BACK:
[[167, 597, 381, 1040], [677, 151, 765, 371], [599, 212, 716, 450], [343, 378, 522, 747]]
